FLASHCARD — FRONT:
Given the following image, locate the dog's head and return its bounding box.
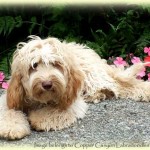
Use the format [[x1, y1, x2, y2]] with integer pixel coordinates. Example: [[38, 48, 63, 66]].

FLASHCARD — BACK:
[[7, 36, 84, 110]]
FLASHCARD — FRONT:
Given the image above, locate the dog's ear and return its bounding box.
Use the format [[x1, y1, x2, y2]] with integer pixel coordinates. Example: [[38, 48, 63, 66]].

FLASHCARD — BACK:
[[7, 72, 24, 110], [59, 58, 84, 110]]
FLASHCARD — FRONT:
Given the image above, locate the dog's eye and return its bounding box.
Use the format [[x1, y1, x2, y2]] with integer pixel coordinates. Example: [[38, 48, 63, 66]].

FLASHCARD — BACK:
[[32, 62, 38, 69], [52, 62, 64, 74], [29, 62, 38, 75]]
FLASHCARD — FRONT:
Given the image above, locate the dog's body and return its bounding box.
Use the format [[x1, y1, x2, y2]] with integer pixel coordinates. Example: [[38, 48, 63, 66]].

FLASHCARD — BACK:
[[0, 36, 150, 140]]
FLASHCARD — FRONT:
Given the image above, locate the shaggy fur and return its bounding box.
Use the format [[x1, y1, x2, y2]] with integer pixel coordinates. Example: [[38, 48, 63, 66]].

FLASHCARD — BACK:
[[0, 35, 150, 140]]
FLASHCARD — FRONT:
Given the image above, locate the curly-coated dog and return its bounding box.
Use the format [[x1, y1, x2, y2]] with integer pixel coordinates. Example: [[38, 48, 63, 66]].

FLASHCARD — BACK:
[[0, 35, 150, 140]]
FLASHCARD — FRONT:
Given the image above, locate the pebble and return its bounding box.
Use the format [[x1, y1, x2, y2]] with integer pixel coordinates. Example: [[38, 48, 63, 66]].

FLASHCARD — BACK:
[[0, 90, 150, 147]]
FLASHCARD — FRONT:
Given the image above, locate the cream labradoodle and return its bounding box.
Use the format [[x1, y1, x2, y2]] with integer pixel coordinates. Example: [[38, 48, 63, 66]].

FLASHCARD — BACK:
[[0, 35, 150, 140]]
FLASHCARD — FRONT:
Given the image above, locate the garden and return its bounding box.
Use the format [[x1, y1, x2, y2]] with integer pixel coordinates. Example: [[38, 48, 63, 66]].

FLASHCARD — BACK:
[[1, 4, 150, 89]]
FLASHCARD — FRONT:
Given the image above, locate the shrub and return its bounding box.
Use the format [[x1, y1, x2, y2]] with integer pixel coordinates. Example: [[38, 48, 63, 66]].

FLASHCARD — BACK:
[[0, 5, 150, 76]]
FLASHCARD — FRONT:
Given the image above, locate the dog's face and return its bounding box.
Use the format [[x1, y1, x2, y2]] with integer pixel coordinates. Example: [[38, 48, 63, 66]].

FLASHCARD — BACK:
[[25, 57, 67, 104], [7, 36, 84, 110], [21, 43, 68, 104]]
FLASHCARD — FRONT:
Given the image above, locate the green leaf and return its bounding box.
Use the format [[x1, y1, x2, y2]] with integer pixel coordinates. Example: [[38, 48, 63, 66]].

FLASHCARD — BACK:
[[96, 29, 107, 38], [0, 56, 11, 76], [15, 16, 23, 28], [29, 16, 37, 34], [0, 17, 5, 34], [116, 20, 125, 30], [4, 16, 15, 36], [127, 10, 134, 16], [38, 19, 45, 35], [108, 23, 116, 33], [91, 29, 104, 45]]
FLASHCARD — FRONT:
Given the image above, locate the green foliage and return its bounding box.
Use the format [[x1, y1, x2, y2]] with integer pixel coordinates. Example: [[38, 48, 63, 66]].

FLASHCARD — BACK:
[[1, 5, 150, 74], [0, 16, 22, 36], [29, 17, 37, 34], [86, 6, 150, 59], [0, 57, 10, 76]]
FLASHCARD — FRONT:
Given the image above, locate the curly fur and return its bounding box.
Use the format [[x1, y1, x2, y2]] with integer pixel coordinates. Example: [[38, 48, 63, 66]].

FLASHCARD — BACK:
[[0, 35, 150, 140]]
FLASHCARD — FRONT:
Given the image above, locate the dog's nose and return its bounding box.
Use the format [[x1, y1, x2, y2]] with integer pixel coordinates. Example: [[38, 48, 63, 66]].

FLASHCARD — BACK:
[[42, 81, 52, 90]]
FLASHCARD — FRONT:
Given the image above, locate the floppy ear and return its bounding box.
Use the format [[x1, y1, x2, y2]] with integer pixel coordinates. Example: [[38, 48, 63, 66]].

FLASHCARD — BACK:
[[7, 72, 24, 110], [59, 60, 84, 110]]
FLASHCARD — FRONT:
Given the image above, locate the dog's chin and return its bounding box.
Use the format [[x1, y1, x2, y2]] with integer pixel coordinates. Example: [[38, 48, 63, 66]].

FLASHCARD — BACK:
[[31, 82, 66, 104]]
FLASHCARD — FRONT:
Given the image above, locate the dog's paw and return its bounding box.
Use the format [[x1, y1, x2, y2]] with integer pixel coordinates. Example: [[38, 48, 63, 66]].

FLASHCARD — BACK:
[[28, 99, 87, 131], [28, 107, 77, 131], [85, 89, 115, 103], [0, 110, 30, 140]]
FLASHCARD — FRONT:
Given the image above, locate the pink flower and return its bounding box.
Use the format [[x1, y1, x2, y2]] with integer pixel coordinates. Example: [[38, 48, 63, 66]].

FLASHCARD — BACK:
[[144, 56, 150, 67], [113, 57, 127, 67], [148, 73, 150, 81], [0, 72, 5, 82], [137, 68, 146, 78], [144, 47, 150, 56], [131, 57, 141, 64], [2, 82, 9, 89]]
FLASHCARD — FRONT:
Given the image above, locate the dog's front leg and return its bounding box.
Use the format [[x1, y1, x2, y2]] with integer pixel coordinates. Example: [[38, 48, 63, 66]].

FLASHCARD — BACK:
[[0, 110, 31, 140], [0, 94, 31, 140], [28, 98, 88, 131]]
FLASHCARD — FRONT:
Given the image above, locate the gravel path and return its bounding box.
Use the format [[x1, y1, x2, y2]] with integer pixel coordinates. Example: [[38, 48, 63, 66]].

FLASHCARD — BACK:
[[0, 89, 150, 148]]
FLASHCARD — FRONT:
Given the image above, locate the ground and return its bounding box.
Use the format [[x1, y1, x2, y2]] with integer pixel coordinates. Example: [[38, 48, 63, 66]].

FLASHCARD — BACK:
[[0, 89, 150, 148]]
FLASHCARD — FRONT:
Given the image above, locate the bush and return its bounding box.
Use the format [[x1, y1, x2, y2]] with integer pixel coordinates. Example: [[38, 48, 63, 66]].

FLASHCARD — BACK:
[[1, 4, 150, 75]]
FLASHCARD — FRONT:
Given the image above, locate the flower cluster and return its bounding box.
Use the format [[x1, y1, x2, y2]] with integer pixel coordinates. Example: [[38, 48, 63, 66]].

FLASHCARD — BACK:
[[0, 72, 9, 89], [112, 47, 150, 81]]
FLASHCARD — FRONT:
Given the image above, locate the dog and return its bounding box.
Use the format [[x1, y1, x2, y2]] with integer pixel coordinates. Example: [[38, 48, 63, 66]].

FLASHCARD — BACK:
[[0, 35, 150, 140]]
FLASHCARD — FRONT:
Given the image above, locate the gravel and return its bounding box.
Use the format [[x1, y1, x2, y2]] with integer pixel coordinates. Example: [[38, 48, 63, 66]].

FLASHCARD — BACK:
[[0, 89, 150, 148]]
